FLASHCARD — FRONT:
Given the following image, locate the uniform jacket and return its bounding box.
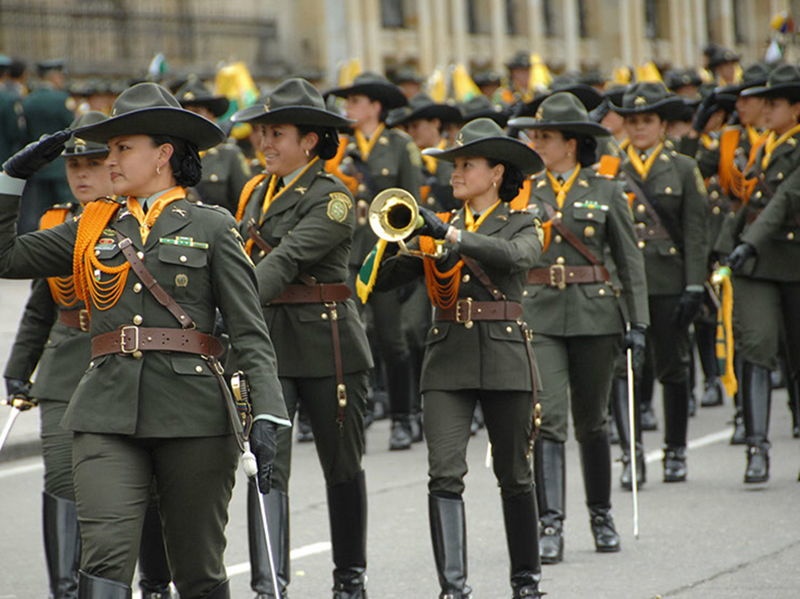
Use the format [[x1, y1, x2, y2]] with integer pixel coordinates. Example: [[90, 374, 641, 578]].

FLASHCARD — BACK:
[[523, 169, 649, 337], [375, 201, 541, 392], [0, 87, 25, 163], [193, 142, 252, 215], [621, 147, 709, 295], [239, 165, 372, 378], [0, 188, 287, 437], [3, 203, 91, 402]]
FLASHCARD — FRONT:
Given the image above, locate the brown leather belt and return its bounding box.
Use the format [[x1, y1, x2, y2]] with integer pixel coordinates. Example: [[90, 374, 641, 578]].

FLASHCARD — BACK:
[[58, 308, 90, 332], [269, 283, 351, 304], [91, 326, 224, 359], [527, 264, 610, 289], [434, 299, 522, 323]]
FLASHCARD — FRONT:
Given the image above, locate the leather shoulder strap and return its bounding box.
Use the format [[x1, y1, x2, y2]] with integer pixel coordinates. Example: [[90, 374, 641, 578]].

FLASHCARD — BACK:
[[542, 203, 602, 266]]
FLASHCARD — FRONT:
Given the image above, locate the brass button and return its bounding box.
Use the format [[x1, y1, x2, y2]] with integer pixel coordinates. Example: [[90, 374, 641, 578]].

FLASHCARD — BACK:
[[712, 206, 721, 215], [636, 222, 646, 229], [136, 251, 144, 260], [195, 365, 203, 373], [133, 282, 142, 293], [133, 314, 143, 325], [599, 288, 606, 296], [259, 250, 266, 258], [432, 327, 439, 334], [584, 226, 595, 237], [94, 249, 101, 256], [506, 326, 513, 333], [358, 184, 366, 192], [464, 321, 474, 329], [321, 312, 329, 320], [555, 211, 562, 219], [381, 167, 389, 175], [586, 212, 594, 218], [636, 204, 646, 214], [89, 361, 95, 368], [556, 256, 565, 264], [788, 232, 795, 240], [777, 172, 784, 181], [668, 246, 678, 255], [462, 274, 470, 283], [665, 186, 672, 194], [637, 240, 646, 249], [179, 255, 188, 263], [554, 235, 562, 243], [523, 289, 529, 296], [710, 190, 719, 199], [210, 173, 219, 182], [755, 191, 762, 199], [132, 350, 143, 360]]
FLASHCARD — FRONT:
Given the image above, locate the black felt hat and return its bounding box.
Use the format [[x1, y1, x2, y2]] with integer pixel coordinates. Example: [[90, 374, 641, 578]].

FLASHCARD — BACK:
[[611, 82, 685, 119], [386, 93, 462, 127], [508, 91, 610, 137], [325, 72, 408, 109], [63, 112, 109, 157], [175, 77, 230, 118], [718, 62, 772, 96], [740, 64, 800, 103], [459, 95, 510, 126], [704, 43, 741, 70]]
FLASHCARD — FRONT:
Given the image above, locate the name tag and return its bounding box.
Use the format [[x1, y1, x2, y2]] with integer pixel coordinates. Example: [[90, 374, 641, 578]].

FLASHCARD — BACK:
[[159, 236, 209, 249]]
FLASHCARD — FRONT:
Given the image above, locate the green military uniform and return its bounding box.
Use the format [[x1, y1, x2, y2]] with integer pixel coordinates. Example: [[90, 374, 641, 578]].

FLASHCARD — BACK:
[[375, 118, 546, 598], [193, 143, 252, 214], [0, 77, 25, 163]]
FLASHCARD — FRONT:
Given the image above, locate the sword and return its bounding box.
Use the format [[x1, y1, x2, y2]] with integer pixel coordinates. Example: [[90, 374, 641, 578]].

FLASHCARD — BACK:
[[0, 403, 21, 455], [626, 341, 640, 539]]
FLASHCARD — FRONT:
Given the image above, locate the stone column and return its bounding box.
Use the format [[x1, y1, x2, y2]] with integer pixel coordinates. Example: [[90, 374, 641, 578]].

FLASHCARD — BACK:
[[363, 0, 382, 72], [490, 0, 506, 73], [563, 0, 579, 71], [417, 0, 435, 75], [451, 0, 468, 66]]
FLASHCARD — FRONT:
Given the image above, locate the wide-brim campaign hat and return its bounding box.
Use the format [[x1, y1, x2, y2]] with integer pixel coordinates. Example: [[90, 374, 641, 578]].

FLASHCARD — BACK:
[[741, 64, 800, 102], [520, 82, 604, 116], [665, 68, 704, 92], [63, 111, 109, 157], [611, 82, 685, 118], [175, 77, 230, 118], [505, 51, 531, 70], [508, 91, 610, 137], [704, 43, 740, 69], [718, 62, 771, 97], [325, 72, 408, 110], [459, 95, 509, 126], [386, 93, 462, 127], [73, 82, 224, 151], [231, 78, 353, 128], [422, 117, 543, 175]]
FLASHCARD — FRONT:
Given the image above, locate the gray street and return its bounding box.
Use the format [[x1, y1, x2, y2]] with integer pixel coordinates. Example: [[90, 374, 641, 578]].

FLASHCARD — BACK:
[[1, 279, 799, 599]]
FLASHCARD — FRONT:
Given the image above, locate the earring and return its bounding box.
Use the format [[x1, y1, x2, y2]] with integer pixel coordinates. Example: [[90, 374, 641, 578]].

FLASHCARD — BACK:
[[492, 181, 498, 188], [156, 165, 161, 175], [305, 149, 310, 158]]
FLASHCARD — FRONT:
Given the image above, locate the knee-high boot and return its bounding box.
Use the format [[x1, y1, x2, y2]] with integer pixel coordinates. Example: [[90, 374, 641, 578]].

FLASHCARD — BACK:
[[502, 491, 542, 598], [696, 320, 724, 407], [610, 376, 646, 491], [327, 471, 367, 598], [731, 354, 747, 445], [137, 502, 172, 598], [77, 571, 131, 599], [534, 439, 564, 564], [742, 362, 772, 483], [204, 579, 231, 599], [578, 433, 620, 553], [662, 381, 689, 482], [248, 479, 290, 597], [43, 492, 80, 599], [429, 494, 471, 599]]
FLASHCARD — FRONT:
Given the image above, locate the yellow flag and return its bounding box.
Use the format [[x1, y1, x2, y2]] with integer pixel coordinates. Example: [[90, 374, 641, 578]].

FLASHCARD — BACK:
[[529, 53, 552, 94], [452, 64, 481, 102], [636, 61, 663, 83], [337, 58, 363, 87], [427, 67, 447, 103]]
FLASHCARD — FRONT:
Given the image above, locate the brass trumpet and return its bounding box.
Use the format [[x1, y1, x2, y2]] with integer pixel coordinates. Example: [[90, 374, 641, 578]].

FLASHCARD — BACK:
[[368, 187, 423, 243]]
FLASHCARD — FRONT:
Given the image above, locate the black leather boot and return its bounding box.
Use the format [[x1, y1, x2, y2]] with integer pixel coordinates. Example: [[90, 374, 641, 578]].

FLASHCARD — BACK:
[[385, 357, 413, 451], [579, 433, 620, 553], [742, 362, 772, 483], [700, 377, 724, 407], [77, 571, 131, 598], [389, 417, 412, 451], [43, 492, 80, 599], [610, 376, 646, 491], [787, 371, 800, 438], [502, 491, 542, 598], [731, 355, 746, 445], [639, 353, 658, 431], [328, 471, 367, 599], [662, 381, 689, 482], [534, 439, 564, 564], [137, 502, 173, 599], [248, 479, 290, 598], [204, 579, 230, 599], [295, 407, 314, 443], [662, 446, 687, 482], [429, 494, 471, 599], [696, 320, 723, 407]]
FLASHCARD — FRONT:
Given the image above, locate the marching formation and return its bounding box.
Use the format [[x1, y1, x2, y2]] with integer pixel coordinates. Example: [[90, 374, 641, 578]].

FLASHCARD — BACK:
[[1, 43, 800, 599]]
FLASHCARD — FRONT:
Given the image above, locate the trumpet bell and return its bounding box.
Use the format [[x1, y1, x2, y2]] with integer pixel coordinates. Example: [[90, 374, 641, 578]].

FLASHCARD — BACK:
[[368, 187, 422, 242]]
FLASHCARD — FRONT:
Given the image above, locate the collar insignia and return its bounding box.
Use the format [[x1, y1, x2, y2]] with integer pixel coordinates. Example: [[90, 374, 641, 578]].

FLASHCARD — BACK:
[[295, 186, 307, 195], [171, 207, 187, 217]]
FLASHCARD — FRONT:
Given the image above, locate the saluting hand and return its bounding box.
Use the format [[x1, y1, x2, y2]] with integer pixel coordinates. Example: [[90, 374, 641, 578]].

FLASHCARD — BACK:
[[2, 129, 72, 179], [249, 419, 279, 494]]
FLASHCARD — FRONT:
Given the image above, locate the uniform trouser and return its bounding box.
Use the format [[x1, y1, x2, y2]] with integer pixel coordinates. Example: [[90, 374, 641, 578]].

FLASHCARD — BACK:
[[272, 372, 369, 490], [424, 388, 534, 498], [369, 289, 414, 418], [40, 400, 74, 499], [732, 277, 800, 373], [72, 433, 239, 598], [533, 334, 620, 443], [401, 282, 432, 414]]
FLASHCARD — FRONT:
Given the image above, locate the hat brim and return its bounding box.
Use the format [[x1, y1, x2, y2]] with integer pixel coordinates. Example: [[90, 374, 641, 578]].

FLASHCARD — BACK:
[[62, 146, 108, 158], [525, 85, 604, 114], [179, 96, 230, 118], [390, 104, 463, 126], [508, 117, 610, 138], [461, 108, 509, 127], [741, 82, 800, 102], [423, 137, 543, 175], [325, 82, 408, 109], [611, 97, 685, 118], [231, 105, 354, 128], [74, 107, 224, 151]]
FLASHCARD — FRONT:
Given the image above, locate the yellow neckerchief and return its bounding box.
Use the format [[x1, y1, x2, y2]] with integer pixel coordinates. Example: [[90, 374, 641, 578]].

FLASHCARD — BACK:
[[700, 133, 715, 148], [746, 125, 767, 149], [259, 157, 320, 217], [422, 139, 446, 174], [546, 165, 582, 209], [354, 123, 386, 160], [760, 123, 800, 170], [126, 187, 187, 243], [619, 138, 630, 152], [626, 142, 664, 180], [463, 199, 502, 232]]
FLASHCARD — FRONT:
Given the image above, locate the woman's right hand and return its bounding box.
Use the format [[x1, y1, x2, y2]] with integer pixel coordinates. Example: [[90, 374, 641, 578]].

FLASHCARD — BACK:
[[249, 419, 278, 494], [2, 129, 72, 179]]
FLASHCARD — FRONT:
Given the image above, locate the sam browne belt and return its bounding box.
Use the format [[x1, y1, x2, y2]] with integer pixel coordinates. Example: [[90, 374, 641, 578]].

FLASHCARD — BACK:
[[91, 326, 224, 359]]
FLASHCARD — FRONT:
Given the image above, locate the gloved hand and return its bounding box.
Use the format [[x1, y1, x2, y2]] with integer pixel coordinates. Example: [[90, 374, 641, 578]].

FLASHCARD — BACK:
[[4, 377, 36, 410], [673, 289, 705, 329], [418, 206, 450, 240], [692, 92, 719, 134], [2, 129, 72, 179], [727, 242, 756, 273], [249, 419, 278, 494], [623, 323, 648, 375]]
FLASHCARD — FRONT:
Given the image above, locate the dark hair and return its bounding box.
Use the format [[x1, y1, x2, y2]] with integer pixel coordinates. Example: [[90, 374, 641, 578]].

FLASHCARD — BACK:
[[487, 159, 526, 202], [561, 131, 598, 167], [150, 134, 202, 187], [296, 125, 340, 160]]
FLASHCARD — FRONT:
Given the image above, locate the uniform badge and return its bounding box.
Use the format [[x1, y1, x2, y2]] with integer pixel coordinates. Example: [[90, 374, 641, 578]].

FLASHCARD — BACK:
[[175, 273, 189, 287], [327, 192, 352, 223], [171, 207, 188, 217], [295, 186, 307, 195]]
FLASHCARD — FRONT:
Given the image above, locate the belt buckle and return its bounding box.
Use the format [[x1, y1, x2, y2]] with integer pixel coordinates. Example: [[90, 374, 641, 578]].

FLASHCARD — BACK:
[[119, 325, 140, 354], [78, 309, 90, 333], [455, 298, 473, 324], [549, 264, 566, 290]]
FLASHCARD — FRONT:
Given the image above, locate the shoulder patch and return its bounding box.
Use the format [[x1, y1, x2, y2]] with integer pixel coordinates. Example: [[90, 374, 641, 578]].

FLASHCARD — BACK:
[[327, 192, 352, 223], [408, 141, 422, 168]]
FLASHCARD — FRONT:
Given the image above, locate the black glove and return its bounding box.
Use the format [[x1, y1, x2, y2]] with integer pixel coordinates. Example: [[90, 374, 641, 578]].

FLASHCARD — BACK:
[[727, 242, 756, 273], [692, 92, 719, 133], [623, 324, 648, 375], [4, 377, 36, 411], [418, 205, 450, 240], [2, 129, 72, 179], [673, 289, 705, 329], [249, 419, 278, 494]]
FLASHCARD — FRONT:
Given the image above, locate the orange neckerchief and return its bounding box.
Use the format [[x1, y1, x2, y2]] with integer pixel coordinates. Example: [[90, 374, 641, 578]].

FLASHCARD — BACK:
[[626, 143, 664, 180], [354, 123, 386, 160], [546, 166, 581, 210], [235, 173, 268, 222], [126, 186, 187, 243], [420, 200, 501, 309], [40, 205, 79, 307], [719, 127, 767, 201], [760, 124, 800, 170]]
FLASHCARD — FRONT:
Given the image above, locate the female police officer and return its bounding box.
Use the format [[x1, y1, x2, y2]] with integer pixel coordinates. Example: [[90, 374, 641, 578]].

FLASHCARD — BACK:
[[508, 92, 648, 563], [371, 118, 545, 598], [0, 82, 288, 599]]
